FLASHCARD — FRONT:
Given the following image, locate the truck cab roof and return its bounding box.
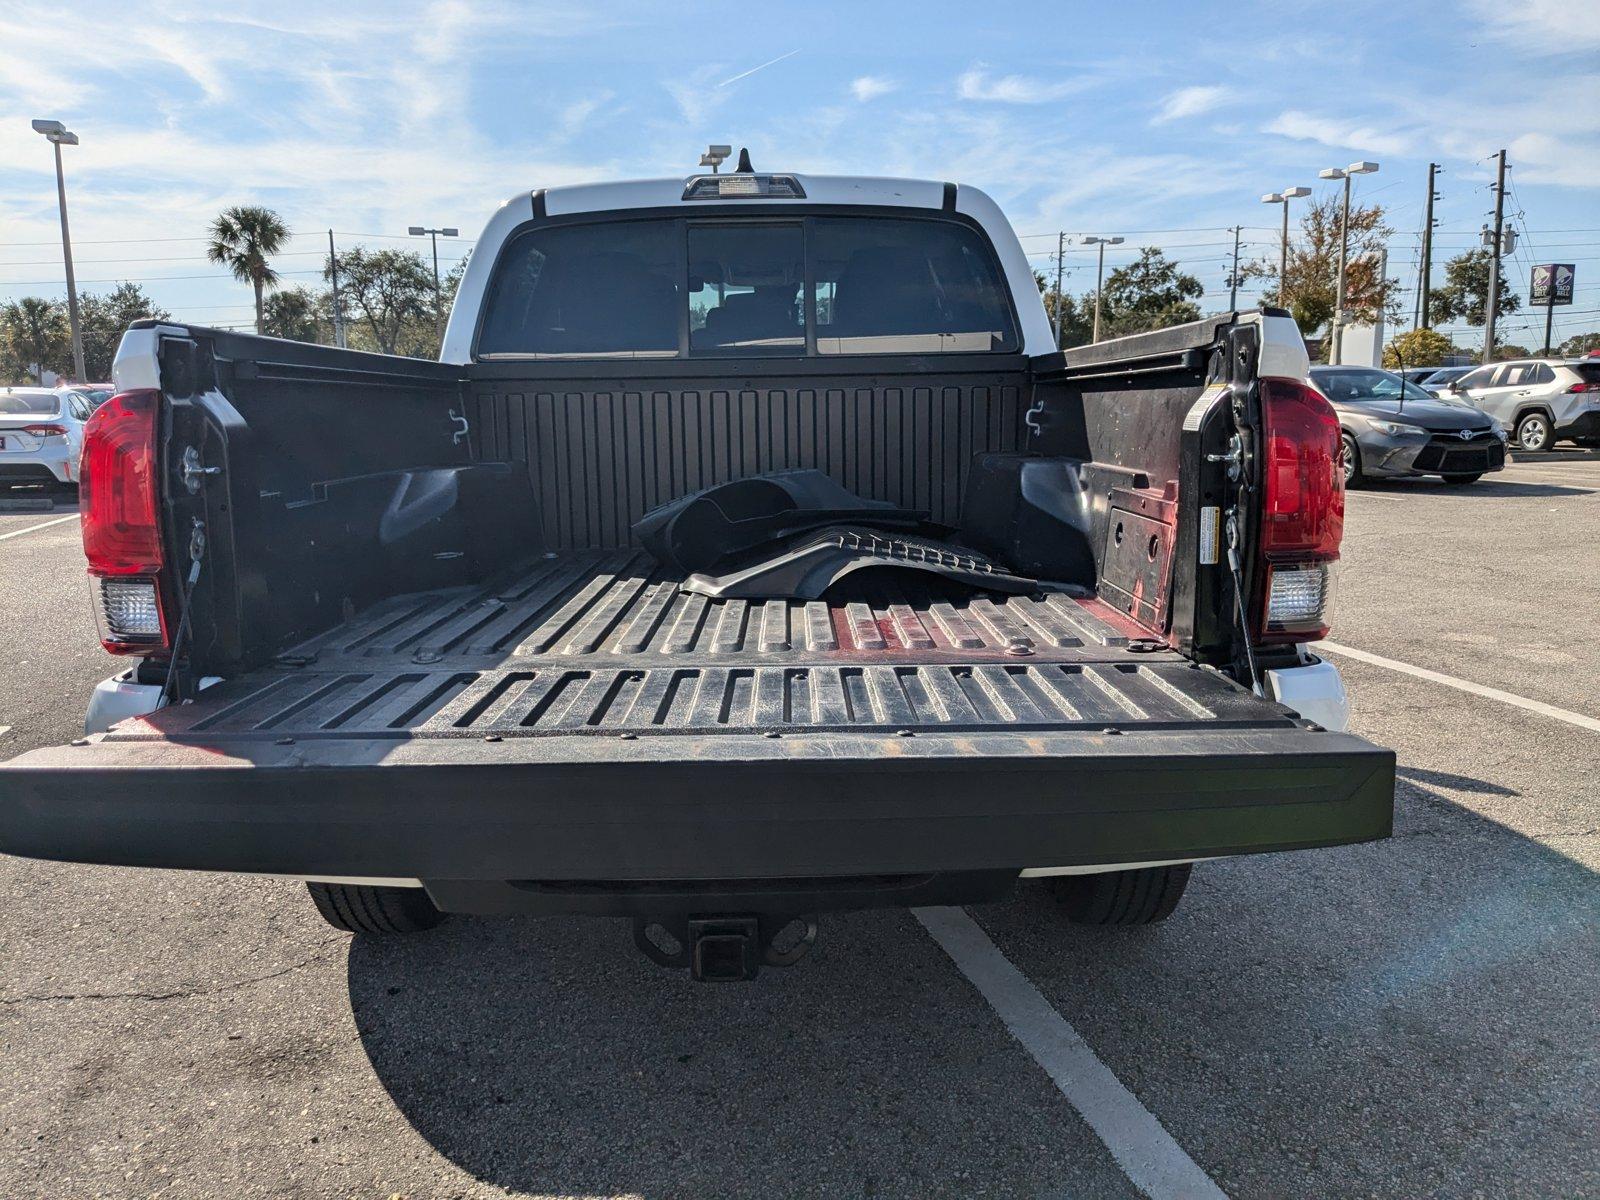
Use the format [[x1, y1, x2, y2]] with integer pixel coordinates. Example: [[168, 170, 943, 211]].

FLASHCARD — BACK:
[[441, 173, 1054, 362]]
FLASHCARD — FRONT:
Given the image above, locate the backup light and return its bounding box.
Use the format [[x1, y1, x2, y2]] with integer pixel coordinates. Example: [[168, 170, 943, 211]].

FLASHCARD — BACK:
[[92, 578, 167, 648], [1264, 564, 1331, 632]]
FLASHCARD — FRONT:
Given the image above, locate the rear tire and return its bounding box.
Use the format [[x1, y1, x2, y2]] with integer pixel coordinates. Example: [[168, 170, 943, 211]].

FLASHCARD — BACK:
[[1048, 864, 1193, 925], [306, 882, 445, 935], [1515, 411, 1553, 452], [1441, 473, 1483, 485]]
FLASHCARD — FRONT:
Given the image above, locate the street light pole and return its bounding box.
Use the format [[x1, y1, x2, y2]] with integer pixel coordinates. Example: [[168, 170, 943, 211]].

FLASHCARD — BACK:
[[1319, 161, 1378, 364], [1261, 186, 1311, 312], [32, 119, 85, 381], [408, 225, 460, 342], [1084, 235, 1123, 343]]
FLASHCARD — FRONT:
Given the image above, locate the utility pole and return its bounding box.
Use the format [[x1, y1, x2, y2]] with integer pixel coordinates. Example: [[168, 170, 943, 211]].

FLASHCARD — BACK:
[[1482, 149, 1508, 365], [327, 230, 346, 349], [1419, 163, 1439, 330], [1053, 232, 1066, 349], [1227, 225, 1242, 311]]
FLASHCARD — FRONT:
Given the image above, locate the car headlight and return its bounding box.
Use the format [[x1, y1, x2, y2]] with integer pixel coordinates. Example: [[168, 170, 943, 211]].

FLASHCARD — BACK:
[[1365, 418, 1428, 437]]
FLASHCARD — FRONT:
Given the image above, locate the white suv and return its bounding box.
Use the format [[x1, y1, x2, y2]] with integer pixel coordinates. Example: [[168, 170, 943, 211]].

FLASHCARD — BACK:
[[1443, 359, 1600, 451]]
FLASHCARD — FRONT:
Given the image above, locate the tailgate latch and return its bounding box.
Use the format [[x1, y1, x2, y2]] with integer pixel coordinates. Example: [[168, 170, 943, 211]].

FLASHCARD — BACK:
[[180, 445, 221, 493]]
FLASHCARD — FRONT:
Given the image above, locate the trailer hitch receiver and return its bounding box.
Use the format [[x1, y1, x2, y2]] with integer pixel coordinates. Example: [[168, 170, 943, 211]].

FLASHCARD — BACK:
[[633, 913, 818, 982]]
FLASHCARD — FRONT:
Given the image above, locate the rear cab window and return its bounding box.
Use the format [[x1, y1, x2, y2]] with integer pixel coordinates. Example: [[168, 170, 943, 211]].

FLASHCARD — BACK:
[[476, 212, 1018, 360]]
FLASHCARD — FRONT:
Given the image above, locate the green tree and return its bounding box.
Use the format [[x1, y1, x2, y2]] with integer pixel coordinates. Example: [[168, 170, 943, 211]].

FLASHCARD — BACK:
[[1427, 248, 1520, 329], [1557, 331, 1600, 356], [1241, 196, 1399, 344], [1382, 327, 1458, 370], [262, 286, 325, 342], [0, 296, 70, 383], [79, 283, 170, 380], [326, 247, 435, 356], [207, 205, 291, 335], [1098, 248, 1204, 336]]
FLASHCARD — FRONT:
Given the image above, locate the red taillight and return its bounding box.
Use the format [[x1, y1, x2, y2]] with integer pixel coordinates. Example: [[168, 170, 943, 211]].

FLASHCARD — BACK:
[[1255, 377, 1344, 643], [22, 422, 69, 437], [1567, 382, 1598, 393], [81, 389, 169, 654]]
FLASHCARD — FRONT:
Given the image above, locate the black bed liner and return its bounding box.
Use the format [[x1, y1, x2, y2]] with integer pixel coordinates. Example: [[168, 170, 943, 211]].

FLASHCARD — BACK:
[[108, 552, 1274, 741]]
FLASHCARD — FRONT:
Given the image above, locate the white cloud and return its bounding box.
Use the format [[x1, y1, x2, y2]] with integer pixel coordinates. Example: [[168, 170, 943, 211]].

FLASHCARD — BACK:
[[1262, 110, 1416, 158], [849, 76, 897, 102], [1152, 85, 1233, 124], [1468, 0, 1600, 52], [956, 65, 1080, 104]]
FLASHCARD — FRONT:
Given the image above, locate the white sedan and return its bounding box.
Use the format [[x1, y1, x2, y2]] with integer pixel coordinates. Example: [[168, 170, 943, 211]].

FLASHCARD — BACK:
[[0, 386, 96, 492]]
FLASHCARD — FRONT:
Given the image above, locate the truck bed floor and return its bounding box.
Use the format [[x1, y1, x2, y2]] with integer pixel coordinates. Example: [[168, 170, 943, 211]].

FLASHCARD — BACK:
[[115, 551, 1286, 742]]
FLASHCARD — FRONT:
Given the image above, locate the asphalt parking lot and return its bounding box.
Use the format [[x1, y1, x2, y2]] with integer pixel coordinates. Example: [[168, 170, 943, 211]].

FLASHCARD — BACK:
[[2, 452, 1597, 1199]]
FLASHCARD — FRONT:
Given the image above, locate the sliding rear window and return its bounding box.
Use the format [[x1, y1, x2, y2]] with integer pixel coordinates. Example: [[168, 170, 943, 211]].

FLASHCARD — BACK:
[[476, 213, 1017, 359]]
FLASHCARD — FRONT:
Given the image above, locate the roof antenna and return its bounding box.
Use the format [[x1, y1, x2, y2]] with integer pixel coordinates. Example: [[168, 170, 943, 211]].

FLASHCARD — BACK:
[[736, 147, 754, 173]]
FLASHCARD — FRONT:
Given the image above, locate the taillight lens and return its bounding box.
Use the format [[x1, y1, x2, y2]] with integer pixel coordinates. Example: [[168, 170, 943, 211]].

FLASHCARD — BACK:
[[1567, 382, 1598, 393], [22, 422, 69, 438], [1256, 377, 1344, 643], [81, 390, 169, 653]]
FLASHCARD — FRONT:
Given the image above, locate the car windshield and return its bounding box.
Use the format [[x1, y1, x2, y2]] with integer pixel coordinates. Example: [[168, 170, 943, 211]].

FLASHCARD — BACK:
[[1315, 369, 1432, 403], [1422, 368, 1466, 385], [0, 393, 61, 417]]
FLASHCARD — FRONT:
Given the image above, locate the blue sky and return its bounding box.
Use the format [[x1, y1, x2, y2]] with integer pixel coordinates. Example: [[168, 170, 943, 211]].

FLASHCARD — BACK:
[[3, 0, 1598, 350]]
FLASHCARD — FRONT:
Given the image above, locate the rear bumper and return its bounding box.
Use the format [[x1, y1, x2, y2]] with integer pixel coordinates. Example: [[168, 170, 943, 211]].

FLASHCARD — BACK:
[[1557, 409, 1600, 439], [0, 727, 1394, 886], [0, 455, 72, 486]]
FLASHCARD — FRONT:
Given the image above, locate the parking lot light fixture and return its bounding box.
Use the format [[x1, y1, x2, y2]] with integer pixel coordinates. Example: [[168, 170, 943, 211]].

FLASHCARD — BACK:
[[31, 118, 86, 382], [408, 225, 462, 341], [1083, 235, 1125, 343], [1262, 186, 1312, 310], [1321, 162, 1378, 364]]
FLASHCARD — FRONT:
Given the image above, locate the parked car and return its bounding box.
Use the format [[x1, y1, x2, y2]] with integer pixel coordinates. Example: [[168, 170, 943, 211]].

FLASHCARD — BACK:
[[0, 385, 90, 492], [1417, 365, 1473, 397], [59, 383, 115, 413], [1399, 367, 1442, 388], [1309, 366, 1507, 487], [1441, 358, 1600, 450], [0, 169, 1393, 981]]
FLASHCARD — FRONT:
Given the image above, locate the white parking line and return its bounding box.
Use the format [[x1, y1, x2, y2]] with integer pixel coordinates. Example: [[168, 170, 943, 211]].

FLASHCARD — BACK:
[[1318, 641, 1600, 733], [916, 906, 1227, 1200], [0, 514, 77, 542]]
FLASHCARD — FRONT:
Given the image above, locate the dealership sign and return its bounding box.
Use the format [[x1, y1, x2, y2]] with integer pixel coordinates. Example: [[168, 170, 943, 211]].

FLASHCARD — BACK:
[[1530, 263, 1575, 307]]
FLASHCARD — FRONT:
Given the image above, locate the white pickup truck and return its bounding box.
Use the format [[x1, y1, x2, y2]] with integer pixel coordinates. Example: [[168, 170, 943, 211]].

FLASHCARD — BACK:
[[0, 164, 1391, 980]]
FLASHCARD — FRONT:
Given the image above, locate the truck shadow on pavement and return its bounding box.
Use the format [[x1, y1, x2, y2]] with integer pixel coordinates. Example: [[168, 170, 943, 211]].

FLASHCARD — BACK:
[[344, 773, 1597, 1198], [345, 903, 1142, 1198]]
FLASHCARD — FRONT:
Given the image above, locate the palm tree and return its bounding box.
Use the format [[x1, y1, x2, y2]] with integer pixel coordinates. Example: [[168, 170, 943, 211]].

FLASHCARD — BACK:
[[207, 206, 290, 334]]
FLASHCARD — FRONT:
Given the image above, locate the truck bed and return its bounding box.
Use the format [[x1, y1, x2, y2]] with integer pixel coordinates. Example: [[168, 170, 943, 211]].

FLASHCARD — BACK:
[[106, 551, 1262, 741], [0, 553, 1393, 884]]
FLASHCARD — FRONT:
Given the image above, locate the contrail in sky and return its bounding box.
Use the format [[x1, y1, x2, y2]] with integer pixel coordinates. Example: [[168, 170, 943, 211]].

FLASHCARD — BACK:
[[718, 49, 800, 87]]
